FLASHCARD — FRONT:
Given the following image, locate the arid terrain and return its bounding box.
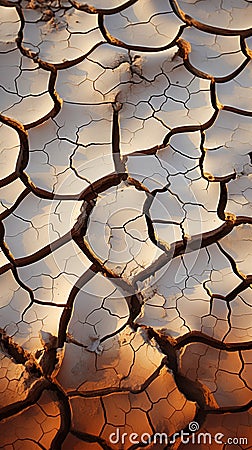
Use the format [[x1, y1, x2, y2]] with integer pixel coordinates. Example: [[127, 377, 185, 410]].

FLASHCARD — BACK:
[[0, 0, 252, 449]]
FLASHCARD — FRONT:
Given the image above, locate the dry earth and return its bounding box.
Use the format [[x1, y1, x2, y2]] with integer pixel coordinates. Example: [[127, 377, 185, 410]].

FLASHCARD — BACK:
[[0, 0, 252, 449]]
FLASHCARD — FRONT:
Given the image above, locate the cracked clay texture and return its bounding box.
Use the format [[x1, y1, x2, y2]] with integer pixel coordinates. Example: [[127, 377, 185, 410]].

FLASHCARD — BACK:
[[0, 0, 252, 449]]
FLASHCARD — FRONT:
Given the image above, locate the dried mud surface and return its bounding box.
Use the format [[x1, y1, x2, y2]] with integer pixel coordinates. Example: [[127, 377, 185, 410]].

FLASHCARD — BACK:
[[0, 0, 252, 449]]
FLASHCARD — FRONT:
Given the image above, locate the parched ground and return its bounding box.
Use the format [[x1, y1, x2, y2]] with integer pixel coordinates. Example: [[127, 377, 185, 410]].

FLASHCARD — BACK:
[[0, 0, 252, 449]]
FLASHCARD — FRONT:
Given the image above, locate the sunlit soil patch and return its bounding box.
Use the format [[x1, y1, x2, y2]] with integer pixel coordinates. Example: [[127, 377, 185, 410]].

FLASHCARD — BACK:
[[0, 0, 252, 449]]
